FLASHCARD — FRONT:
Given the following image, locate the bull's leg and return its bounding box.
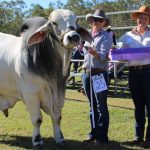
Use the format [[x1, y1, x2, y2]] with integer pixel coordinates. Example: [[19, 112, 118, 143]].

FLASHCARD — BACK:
[[51, 112, 65, 144], [23, 96, 43, 147]]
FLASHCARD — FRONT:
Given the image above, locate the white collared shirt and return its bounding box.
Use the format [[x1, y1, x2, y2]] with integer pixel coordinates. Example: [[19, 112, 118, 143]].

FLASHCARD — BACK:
[[119, 27, 150, 66]]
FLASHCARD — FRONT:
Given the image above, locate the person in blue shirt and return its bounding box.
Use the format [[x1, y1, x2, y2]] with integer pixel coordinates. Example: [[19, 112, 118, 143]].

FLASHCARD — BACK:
[[72, 41, 85, 73], [82, 9, 112, 145]]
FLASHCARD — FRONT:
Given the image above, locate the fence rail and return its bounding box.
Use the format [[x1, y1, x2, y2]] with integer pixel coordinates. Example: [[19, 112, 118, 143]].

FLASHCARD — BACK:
[[68, 59, 128, 95], [77, 10, 138, 38]]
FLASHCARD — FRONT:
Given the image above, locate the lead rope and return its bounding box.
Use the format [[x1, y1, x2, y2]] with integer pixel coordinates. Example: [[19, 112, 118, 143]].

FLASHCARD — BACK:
[[89, 54, 95, 128]]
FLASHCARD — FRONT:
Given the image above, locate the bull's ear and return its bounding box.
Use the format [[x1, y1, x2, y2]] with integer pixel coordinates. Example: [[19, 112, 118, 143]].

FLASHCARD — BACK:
[[77, 26, 93, 44], [27, 21, 51, 45], [27, 31, 47, 45]]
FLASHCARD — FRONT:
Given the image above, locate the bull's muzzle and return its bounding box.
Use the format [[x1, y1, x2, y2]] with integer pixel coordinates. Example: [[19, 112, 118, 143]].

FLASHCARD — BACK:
[[68, 34, 80, 43]]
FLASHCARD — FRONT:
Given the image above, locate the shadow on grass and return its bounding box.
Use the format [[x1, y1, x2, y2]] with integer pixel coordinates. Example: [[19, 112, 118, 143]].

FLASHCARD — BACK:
[[121, 141, 146, 150], [108, 86, 131, 99], [0, 135, 141, 150]]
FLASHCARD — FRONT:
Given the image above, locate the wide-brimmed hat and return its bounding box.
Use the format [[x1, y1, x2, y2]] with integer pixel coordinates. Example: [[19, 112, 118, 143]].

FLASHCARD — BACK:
[[86, 9, 107, 24], [105, 17, 111, 27], [131, 5, 150, 20]]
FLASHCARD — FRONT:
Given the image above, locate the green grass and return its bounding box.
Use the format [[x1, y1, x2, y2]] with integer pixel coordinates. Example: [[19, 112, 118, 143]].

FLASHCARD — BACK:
[[0, 93, 148, 150]]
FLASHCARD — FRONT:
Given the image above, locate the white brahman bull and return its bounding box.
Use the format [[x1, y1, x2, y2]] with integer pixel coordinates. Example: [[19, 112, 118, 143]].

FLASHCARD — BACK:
[[0, 9, 92, 148]]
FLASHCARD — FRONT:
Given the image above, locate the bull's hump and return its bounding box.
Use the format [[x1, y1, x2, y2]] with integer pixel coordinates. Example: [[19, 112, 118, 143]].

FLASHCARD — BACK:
[[21, 17, 48, 33], [0, 33, 21, 52], [0, 32, 17, 39]]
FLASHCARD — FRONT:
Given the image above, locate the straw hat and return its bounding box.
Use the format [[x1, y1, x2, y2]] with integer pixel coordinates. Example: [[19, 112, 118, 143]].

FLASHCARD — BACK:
[[86, 9, 107, 24], [131, 5, 150, 20]]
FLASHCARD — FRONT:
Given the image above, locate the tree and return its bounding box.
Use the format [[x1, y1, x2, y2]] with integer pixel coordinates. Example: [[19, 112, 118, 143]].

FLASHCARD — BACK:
[[28, 4, 46, 18], [27, 2, 56, 19], [56, 0, 65, 9], [64, 0, 93, 15], [44, 3, 55, 18], [0, 0, 26, 35]]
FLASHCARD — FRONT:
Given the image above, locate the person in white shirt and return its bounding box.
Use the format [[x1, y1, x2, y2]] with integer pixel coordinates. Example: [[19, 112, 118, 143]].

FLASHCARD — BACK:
[[119, 5, 150, 148]]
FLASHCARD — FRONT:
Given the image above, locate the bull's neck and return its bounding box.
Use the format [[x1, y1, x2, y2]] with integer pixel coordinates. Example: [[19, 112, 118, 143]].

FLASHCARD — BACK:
[[53, 40, 72, 77], [62, 48, 72, 75]]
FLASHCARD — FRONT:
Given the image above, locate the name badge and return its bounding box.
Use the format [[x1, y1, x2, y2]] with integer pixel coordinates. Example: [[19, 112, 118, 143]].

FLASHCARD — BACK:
[[92, 74, 108, 93]]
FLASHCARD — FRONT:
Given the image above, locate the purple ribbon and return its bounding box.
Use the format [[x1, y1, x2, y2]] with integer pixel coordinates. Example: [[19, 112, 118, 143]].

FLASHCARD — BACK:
[[110, 47, 150, 61]]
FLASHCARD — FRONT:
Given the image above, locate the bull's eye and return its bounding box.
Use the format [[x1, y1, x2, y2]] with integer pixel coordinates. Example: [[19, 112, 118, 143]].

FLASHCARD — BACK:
[[68, 26, 75, 30], [52, 22, 58, 26]]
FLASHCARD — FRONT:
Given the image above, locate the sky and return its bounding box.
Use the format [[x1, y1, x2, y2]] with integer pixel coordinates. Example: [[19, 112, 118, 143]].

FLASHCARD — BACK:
[[23, 0, 68, 9]]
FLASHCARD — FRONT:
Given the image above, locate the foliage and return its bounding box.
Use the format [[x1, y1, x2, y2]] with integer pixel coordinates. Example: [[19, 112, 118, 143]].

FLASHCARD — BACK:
[[1, 0, 150, 35], [28, 4, 46, 18], [56, 0, 65, 9], [27, 3, 55, 19], [64, 0, 93, 15], [0, 0, 26, 35]]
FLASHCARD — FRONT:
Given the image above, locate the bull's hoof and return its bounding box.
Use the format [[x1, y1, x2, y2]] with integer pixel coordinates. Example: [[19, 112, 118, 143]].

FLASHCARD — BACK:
[[32, 144, 43, 150]]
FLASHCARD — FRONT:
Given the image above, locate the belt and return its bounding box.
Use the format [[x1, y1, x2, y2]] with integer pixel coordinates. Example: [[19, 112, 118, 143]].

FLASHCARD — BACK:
[[130, 64, 150, 70], [86, 68, 106, 74]]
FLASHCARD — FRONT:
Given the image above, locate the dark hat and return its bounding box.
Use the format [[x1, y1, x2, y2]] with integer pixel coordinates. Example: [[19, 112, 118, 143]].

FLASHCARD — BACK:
[[86, 9, 107, 24], [131, 5, 150, 20], [105, 17, 111, 27]]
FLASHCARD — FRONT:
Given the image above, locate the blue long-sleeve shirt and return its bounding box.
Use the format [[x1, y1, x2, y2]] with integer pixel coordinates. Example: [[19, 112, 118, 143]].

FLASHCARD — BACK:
[[83, 29, 112, 71]]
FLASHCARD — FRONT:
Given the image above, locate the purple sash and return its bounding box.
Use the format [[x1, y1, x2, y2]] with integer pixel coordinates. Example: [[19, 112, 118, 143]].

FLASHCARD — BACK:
[[110, 47, 150, 61]]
